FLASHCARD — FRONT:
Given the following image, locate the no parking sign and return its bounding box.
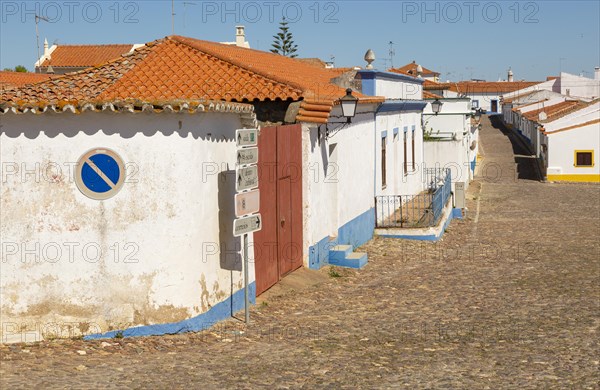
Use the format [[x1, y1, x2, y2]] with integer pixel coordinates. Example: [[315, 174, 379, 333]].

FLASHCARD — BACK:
[[75, 148, 126, 200]]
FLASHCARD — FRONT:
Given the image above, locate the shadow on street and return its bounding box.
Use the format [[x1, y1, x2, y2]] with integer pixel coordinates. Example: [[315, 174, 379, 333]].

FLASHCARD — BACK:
[[488, 115, 541, 181]]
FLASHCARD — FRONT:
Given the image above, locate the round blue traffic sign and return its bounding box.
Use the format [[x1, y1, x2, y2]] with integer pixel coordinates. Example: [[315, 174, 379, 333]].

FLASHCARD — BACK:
[[75, 148, 125, 200]]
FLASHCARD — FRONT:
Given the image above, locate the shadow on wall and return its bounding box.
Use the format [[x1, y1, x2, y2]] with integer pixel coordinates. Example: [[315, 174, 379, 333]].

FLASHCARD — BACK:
[[0, 112, 236, 141], [488, 115, 541, 181], [218, 169, 242, 313]]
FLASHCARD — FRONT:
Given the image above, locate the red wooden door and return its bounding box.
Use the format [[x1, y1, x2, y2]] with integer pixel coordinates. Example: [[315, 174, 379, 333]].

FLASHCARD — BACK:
[[254, 126, 279, 295], [254, 124, 303, 295]]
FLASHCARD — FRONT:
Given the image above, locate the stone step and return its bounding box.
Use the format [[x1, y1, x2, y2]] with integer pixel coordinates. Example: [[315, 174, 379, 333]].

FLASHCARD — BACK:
[[329, 252, 368, 269], [329, 245, 353, 261]]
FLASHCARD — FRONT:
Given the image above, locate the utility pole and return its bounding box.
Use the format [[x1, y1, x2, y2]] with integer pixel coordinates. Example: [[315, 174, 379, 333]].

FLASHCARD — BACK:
[[388, 41, 395, 69]]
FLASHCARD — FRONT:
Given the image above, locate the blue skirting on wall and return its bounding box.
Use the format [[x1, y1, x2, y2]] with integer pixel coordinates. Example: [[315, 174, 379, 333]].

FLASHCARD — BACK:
[[308, 208, 375, 269], [84, 282, 256, 340]]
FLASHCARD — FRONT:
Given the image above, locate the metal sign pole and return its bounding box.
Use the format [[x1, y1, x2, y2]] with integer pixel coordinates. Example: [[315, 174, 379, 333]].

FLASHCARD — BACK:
[[243, 233, 249, 324]]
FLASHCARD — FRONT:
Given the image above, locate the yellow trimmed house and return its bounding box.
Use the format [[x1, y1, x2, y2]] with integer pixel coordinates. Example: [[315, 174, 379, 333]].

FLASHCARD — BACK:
[[539, 101, 600, 183]]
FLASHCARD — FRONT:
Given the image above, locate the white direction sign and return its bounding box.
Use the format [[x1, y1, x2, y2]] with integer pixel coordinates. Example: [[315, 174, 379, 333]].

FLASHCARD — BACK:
[[237, 147, 258, 166], [236, 165, 259, 192], [235, 189, 260, 217], [233, 214, 262, 237], [236, 129, 259, 148]]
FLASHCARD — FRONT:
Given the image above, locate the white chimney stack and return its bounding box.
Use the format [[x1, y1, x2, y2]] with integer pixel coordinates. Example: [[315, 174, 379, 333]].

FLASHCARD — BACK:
[[508, 67, 514, 82], [235, 26, 245, 47], [595, 67, 600, 80], [44, 38, 49, 56]]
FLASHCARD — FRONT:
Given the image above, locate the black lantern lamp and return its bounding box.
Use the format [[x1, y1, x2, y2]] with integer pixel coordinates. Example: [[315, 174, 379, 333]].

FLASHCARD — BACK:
[[431, 99, 443, 115], [339, 88, 359, 123]]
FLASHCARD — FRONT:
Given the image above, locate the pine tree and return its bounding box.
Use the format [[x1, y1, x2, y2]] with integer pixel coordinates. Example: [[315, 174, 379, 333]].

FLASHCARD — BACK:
[[271, 18, 298, 58]]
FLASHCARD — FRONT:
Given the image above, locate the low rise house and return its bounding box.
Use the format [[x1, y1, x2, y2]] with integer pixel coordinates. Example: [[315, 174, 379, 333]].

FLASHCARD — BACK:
[[34, 40, 140, 74], [1, 35, 388, 341]]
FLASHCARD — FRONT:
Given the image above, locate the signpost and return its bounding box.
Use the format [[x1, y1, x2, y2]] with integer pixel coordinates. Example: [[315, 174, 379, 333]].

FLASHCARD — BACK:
[[235, 189, 260, 218], [236, 166, 259, 192], [234, 128, 261, 324]]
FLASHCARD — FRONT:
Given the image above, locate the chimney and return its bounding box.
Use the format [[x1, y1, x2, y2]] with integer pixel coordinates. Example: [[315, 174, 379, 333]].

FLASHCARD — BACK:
[[43, 38, 49, 56], [508, 67, 514, 82], [416, 64, 423, 78], [595, 67, 600, 80], [46, 64, 54, 74], [235, 26, 245, 47]]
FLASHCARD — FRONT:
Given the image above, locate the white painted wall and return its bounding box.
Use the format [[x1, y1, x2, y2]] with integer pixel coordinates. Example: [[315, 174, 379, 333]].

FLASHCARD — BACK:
[[375, 78, 423, 100], [301, 109, 376, 263], [558, 72, 600, 99], [375, 111, 424, 197], [546, 122, 600, 176], [422, 99, 478, 189], [0, 111, 252, 341]]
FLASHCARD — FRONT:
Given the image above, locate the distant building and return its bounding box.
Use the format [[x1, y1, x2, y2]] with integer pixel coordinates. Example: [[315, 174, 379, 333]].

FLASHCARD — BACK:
[[34, 39, 140, 74], [220, 25, 250, 48], [389, 61, 440, 82]]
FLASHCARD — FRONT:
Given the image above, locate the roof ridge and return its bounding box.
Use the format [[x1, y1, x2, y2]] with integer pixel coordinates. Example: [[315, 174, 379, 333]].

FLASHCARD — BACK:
[[169, 35, 330, 97], [168, 37, 305, 95]]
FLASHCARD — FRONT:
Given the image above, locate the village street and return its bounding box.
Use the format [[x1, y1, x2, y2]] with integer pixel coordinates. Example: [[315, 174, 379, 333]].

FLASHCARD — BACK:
[[1, 116, 598, 388]]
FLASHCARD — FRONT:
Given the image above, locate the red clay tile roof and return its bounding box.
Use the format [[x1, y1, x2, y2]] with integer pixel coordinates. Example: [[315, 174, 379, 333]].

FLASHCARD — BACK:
[[40, 44, 134, 68], [521, 100, 591, 123], [423, 91, 442, 99], [389, 61, 439, 77], [297, 58, 328, 68], [440, 81, 542, 94], [422, 79, 450, 90], [0, 71, 52, 88], [3, 36, 383, 123], [542, 118, 600, 134]]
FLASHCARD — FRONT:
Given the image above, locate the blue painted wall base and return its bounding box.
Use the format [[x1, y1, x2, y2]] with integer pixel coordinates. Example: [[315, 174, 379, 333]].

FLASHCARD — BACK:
[[85, 282, 256, 340], [309, 208, 375, 270]]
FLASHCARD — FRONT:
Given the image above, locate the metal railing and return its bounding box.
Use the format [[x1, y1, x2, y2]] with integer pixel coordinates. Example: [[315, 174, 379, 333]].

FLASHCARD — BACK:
[[375, 168, 451, 228]]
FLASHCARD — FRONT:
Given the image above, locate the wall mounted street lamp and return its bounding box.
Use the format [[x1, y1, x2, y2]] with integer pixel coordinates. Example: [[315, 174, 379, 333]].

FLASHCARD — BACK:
[[431, 99, 443, 115], [339, 88, 359, 123], [319, 88, 359, 140]]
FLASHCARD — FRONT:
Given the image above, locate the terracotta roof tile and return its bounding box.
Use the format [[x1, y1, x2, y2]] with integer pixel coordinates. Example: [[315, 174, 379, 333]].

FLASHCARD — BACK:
[[440, 81, 542, 94], [0, 71, 52, 88], [423, 91, 442, 99], [521, 100, 591, 122], [2, 36, 384, 123], [40, 44, 134, 68], [389, 61, 439, 76]]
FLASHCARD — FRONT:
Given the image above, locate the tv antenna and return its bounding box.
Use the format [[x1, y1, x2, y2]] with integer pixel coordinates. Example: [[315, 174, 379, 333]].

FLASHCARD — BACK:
[[171, 0, 176, 35], [388, 41, 395, 68], [183, 2, 196, 31], [35, 15, 50, 73]]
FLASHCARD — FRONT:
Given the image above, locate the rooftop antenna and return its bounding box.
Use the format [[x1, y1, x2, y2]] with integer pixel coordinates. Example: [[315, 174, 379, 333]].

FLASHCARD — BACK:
[[559, 57, 566, 74], [35, 15, 49, 74], [388, 41, 395, 68], [183, 2, 196, 31], [171, 0, 176, 35]]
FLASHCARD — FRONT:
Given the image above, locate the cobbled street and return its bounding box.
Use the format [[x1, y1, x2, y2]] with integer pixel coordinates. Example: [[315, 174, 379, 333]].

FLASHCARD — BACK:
[[1, 116, 599, 389]]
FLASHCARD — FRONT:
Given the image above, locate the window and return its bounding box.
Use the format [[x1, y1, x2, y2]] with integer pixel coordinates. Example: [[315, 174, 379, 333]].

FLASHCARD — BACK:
[[403, 128, 408, 175], [574, 150, 594, 167], [411, 127, 416, 171], [381, 136, 387, 188], [471, 100, 479, 109]]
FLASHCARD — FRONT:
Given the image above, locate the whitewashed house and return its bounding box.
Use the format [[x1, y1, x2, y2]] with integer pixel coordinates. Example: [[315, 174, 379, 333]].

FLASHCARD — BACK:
[[421, 97, 479, 191], [1, 36, 393, 341], [1, 38, 259, 342]]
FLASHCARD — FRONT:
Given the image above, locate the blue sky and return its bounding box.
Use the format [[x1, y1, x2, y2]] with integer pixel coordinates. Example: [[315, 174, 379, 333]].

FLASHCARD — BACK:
[[1, 1, 599, 81]]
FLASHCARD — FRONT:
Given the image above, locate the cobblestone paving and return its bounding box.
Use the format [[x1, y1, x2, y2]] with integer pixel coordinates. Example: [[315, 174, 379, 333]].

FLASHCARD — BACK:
[[1, 116, 599, 389]]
